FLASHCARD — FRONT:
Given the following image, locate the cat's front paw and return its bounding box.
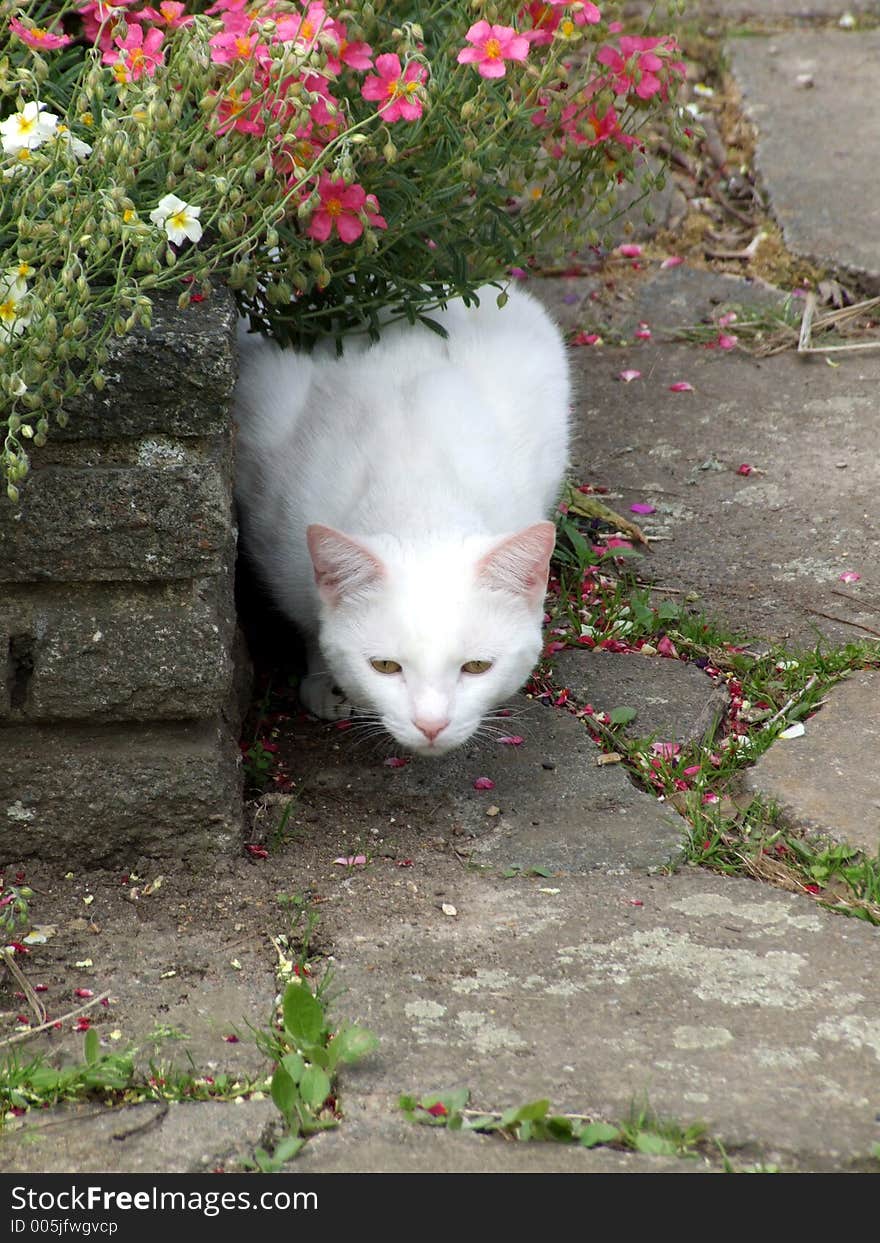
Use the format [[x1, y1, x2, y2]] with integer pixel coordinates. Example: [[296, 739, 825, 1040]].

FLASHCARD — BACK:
[[299, 672, 355, 721]]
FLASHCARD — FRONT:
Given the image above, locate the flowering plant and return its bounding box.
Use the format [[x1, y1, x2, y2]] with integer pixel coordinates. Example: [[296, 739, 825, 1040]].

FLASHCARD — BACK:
[[0, 0, 688, 500]]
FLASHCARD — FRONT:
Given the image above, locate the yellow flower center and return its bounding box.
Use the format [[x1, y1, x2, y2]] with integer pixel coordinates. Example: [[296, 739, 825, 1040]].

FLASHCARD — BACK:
[[123, 208, 136, 223], [17, 115, 37, 136], [31, 26, 49, 41], [560, 19, 575, 37], [169, 210, 189, 230], [0, 299, 19, 323], [386, 77, 401, 97], [405, 81, 419, 94], [300, 20, 314, 39], [325, 197, 343, 217], [485, 37, 502, 59], [129, 48, 144, 68], [235, 36, 251, 57]]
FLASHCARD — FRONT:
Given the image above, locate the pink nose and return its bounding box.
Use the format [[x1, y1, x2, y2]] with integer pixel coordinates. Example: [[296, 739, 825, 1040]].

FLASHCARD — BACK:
[[414, 718, 450, 743]]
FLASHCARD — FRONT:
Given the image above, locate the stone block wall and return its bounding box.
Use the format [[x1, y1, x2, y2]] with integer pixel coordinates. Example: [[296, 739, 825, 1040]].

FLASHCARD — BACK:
[[0, 292, 248, 865]]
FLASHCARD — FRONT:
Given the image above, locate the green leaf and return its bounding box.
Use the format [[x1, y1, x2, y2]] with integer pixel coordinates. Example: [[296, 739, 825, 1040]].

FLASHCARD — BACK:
[[273, 1134, 305, 1164], [608, 706, 638, 726], [579, 1122, 621, 1148], [330, 1025, 379, 1065], [499, 1099, 550, 1128], [657, 600, 680, 622], [282, 982, 325, 1046], [298, 1065, 331, 1112], [634, 1131, 678, 1155], [280, 1052, 305, 1084], [83, 1028, 99, 1066], [525, 866, 553, 878], [270, 1064, 298, 1125]]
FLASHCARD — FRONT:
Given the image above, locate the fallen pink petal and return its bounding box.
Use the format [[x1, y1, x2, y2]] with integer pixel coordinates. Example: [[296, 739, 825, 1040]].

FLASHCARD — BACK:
[[74, 988, 94, 999], [634, 323, 652, 340], [650, 741, 681, 759], [839, 571, 861, 583], [498, 735, 524, 746], [383, 756, 408, 768], [668, 381, 694, 392], [473, 777, 496, 790], [223, 1034, 240, 1043], [618, 369, 641, 383], [717, 333, 738, 350], [571, 331, 602, 346], [736, 464, 753, 476], [660, 255, 684, 268], [617, 243, 642, 258], [333, 855, 367, 866], [630, 503, 656, 515], [718, 311, 738, 327]]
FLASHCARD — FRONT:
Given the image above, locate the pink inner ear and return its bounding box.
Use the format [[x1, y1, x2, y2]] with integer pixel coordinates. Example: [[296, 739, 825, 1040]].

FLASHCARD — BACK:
[[306, 524, 386, 606], [476, 521, 557, 604]]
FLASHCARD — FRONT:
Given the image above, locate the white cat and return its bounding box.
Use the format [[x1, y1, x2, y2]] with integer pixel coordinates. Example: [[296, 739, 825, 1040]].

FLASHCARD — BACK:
[[233, 284, 571, 757]]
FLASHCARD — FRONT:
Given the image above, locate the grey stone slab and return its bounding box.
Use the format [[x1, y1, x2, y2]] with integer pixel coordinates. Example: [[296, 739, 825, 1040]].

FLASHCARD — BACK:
[[0, 720, 243, 864], [0, 580, 236, 723], [551, 268, 880, 648], [625, 0, 880, 21], [552, 650, 729, 745], [317, 868, 880, 1168], [0, 449, 234, 584], [53, 291, 238, 442], [744, 670, 880, 854], [296, 693, 685, 875], [0, 1100, 276, 1175], [728, 31, 880, 293]]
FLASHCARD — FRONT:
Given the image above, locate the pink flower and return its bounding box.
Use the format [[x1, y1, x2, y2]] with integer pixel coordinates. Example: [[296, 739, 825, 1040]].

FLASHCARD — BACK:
[[361, 54, 428, 123], [597, 35, 685, 102], [102, 24, 165, 83], [306, 175, 387, 244], [322, 20, 373, 74], [213, 87, 265, 137], [9, 17, 72, 50], [275, 3, 329, 50], [208, 29, 270, 66], [457, 21, 529, 79], [131, 2, 194, 29], [78, 1, 139, 50]]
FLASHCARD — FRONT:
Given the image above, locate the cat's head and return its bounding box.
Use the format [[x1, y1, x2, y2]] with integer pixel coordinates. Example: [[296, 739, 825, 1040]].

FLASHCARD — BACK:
[[306, 522, 556, 757]]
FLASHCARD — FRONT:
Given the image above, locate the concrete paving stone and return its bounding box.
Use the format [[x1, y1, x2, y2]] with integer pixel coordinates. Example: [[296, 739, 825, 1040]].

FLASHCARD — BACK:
[[744, 669, 880, 855], [552, 649, 729, 745], [0, 1100, 277, 1175], [542, 267, 880, 648], [315, 868, 880, 1170], [625, 1, 880, 22], [293, 693, 685, 875], [728, 30, 880, 293]]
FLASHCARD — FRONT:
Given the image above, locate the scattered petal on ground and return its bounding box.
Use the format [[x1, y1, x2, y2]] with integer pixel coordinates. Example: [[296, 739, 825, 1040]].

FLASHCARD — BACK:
[[668, 381, 694, 392], [660, 255, 683, 268], [441, 903, 458, 917], [333, 855, 367, 866], [651, 741, 681, 759], [839, 571, 861, 583], [736, 463, 754, 476], [473, 777, 496, 790], [617, 243, 642, 258], [498, 735, 524, 746], [634, 323, 652, 340], [630, 503, 656, 515], [618, 369, 641, 382], [779, 723, 806, 740], [571, 331, 602, 346], [383, 756, 408, 768]]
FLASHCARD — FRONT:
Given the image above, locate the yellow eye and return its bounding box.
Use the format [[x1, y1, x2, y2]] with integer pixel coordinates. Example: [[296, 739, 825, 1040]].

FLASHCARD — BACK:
[[370, 659, 402, 674], [461, 660, 493, 675]]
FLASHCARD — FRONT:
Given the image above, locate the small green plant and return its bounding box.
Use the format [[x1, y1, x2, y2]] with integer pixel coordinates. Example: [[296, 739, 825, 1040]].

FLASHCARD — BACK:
[[249, 979, 378, 1169], [399, 1089, 708, 1159], [0, 880, 33, 944]]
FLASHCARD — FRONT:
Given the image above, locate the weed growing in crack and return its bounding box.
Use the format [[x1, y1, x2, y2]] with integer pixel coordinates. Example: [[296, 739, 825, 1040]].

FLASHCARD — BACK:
[[544, 485, 880, 924]]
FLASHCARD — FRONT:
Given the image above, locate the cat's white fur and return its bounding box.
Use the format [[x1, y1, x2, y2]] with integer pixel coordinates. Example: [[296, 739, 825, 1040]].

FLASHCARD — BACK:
[[233, 285, 571, 756]]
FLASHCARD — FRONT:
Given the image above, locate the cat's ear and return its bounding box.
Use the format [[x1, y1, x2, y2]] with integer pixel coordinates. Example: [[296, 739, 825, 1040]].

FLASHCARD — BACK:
[[476, 521, 556, 605], [306, 524, 387, 606]]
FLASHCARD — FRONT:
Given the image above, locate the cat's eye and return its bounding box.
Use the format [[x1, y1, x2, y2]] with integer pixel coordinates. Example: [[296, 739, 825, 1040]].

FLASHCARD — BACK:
[[461, 660, 493, 675], [370, 658, 403, 674]]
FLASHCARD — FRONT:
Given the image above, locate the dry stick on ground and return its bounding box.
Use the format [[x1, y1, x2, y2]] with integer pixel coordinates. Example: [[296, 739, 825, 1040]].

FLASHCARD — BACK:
[[761, 674, 819, 733], [807, 610, 880, 639], [1, 949, 47, 1027], [0, 995, 106, 1051], [831, 588, 880, 612]]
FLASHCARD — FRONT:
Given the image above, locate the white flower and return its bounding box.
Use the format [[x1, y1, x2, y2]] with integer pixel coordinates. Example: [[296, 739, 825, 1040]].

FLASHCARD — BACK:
[[0, 274, 31, 338], [149, 193, 203, 245], [1, 101, 59, 156], [53, 126, 93, 161]]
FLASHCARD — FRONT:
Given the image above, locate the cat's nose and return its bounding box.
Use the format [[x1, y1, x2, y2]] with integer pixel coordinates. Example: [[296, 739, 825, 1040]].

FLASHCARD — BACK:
[[414, 717, 450, 743]]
